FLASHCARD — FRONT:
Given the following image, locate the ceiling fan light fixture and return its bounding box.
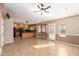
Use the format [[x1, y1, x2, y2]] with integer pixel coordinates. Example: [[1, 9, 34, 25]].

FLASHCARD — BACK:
[[34, 3, 51, 15]]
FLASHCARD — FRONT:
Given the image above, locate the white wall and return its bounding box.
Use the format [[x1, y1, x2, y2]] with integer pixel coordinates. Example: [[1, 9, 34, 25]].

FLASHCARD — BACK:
[[46, 15, 79, 36], [0, 3, 6, 55], [0, 12, 4, 55], [56, 15, 79, 36], [4, 18, 14, 44]]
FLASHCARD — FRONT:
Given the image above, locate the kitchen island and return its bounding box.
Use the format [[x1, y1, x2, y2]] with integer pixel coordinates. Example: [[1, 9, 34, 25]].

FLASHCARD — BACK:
[[22, 30, 35, 39]]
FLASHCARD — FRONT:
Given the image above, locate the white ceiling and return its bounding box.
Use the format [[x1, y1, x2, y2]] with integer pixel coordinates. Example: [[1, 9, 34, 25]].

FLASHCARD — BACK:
[[5, 3, 79, 24]]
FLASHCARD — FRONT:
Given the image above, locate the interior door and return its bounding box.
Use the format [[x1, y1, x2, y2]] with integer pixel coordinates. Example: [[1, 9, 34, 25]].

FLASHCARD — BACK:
[[48, 24, 56, 40]]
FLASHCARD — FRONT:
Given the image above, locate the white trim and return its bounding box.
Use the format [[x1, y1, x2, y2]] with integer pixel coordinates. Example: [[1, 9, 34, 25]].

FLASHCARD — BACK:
[[4, 40, 14, 44], [66, 34, 79, 36], [57, 41, 79, 48], [56, 33, 79, 36]]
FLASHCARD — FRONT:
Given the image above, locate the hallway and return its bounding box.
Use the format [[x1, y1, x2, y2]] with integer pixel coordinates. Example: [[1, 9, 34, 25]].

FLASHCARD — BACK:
[[1, 37, 79, 56]]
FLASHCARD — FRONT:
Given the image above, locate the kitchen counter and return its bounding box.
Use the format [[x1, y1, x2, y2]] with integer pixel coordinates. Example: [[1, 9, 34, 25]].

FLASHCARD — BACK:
[[22, 32, 35, 39]]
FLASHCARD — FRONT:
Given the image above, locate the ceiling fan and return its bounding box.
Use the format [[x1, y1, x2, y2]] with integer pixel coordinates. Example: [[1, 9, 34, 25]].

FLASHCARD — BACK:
[[34, 3, 51, 15]]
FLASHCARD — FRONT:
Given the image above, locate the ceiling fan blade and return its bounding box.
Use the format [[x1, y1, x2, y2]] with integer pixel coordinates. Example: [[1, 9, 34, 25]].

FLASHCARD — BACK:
[[44, 10, 50, 13], [37, 5, 41, 9], [44, 6, 51, 10], [40, 3, 44, 7]]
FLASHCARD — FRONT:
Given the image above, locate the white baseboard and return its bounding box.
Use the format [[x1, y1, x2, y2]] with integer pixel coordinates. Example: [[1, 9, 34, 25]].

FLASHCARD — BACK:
[[66, 34, 79, 36], [57, 41, 79, 48], [56, 33, 79, 36], [0, 40, 14, 55], [0, 42, 4, 56], [4, 40, 14, 44]]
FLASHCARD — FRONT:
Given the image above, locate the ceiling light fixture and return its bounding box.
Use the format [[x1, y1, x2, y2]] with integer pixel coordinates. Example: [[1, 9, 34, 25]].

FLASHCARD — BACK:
[[34, 3, 51, 15]]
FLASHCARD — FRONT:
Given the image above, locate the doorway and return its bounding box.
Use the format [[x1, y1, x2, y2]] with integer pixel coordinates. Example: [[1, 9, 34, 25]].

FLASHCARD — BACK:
[[48, 24, 56, 40]]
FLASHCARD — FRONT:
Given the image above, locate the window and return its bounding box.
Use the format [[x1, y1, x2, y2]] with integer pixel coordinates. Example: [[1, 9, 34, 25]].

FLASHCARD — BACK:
[[59, 25, 66, 37]]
